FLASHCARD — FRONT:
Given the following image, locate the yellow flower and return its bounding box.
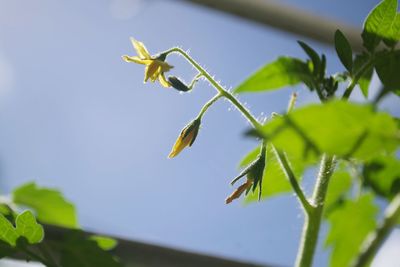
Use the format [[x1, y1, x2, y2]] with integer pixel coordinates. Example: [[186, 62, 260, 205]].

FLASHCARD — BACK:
[[122, 38, 173, 87], [168, 119, 201, 158]]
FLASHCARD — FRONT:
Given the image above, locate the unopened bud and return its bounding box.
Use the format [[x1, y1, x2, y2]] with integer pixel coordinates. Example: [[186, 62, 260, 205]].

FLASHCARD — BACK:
[[168, 119, 201, 158], [168, 76, 191, 92], [226, 146, 266, 204]]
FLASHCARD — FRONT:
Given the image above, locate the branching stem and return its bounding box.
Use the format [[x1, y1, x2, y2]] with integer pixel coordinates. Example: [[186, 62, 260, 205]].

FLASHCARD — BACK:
[[166, 47, 328, 267], [342, 58, 374, 100], [352, 193, 400, 267], [166, 47, 261, 128]]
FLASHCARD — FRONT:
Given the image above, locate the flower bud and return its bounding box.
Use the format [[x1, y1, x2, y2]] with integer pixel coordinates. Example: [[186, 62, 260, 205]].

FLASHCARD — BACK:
[[168, 76, 191, 92], [225, 146, 266, 204], [168, 119, 201, 158]]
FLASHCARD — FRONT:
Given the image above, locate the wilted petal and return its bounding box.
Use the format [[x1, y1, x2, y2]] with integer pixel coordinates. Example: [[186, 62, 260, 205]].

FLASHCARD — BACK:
[[225, 180, 253, 204]]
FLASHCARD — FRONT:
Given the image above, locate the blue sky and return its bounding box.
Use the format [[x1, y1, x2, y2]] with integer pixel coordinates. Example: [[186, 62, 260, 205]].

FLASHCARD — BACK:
[[0, 0, 398, 266]]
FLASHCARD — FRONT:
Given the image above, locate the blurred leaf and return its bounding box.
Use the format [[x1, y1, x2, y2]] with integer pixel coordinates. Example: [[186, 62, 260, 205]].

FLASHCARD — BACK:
[[363, 155, 400, 200], [234, 57, 313, 93], [0, 204, 11, 216], [353, 53, 373, 98], [326, 194, 378, 267], [13, 182, 78, 228], [240, 144, 307, 202], [0, 211, 43, 246], [0, 213, 19, 246], [257, 101, 400, 161], [324, 169, 352, 215], [375, 50, 400, 91], [61, 231, 122, 267], [334, 30, 353, 72], [90, 235, 118, 251], [15, 210, 44, 244], [383, 13, 400, 47], [298, 41, 320, 74], [362, 0, 398, 51]]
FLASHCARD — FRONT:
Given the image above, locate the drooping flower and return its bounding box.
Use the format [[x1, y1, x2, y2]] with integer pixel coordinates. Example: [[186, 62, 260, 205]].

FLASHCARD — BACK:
[[122, 38, 173, 87], [168, 119, 201, 158], [225, 147, 266, 204]]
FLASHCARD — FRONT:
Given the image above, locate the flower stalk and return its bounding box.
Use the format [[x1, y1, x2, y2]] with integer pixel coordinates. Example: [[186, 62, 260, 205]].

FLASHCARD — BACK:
[[165, 47, 261, 129]]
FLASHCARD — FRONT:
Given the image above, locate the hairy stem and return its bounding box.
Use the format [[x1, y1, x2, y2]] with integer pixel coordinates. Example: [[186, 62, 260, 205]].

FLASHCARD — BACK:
[[197, 93, 222, 119], [296, 155, 336, 267], [167, 47, 313, 212], [273, 148, 313, 214], [188, 73, 203, 90], [166, 47, 261, 128], [352, 193, 400, 267]]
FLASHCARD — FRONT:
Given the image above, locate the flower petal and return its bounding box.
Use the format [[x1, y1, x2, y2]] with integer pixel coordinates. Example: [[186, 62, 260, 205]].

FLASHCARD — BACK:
[[158, 60, 174, 72], [144, 61, 159, 82], [122, 55, 152, 65], [130, 38, 151, 59], [158, 73, 171, 88], [150, 66, 162, 82]]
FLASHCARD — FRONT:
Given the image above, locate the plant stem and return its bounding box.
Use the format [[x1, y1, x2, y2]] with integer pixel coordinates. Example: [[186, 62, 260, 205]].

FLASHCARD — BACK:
[[21, 247, 58, 267], [352, 193, 400, 267], [188, 73, 203, 90], [166, 47, 261, 128], [197, 93, 222, 119], [273, 147, 312, 214], [342, 59, 374, 100], [168, 47, 313, 212], [295, 154, 336, 267], [38, 243, 59, 267]]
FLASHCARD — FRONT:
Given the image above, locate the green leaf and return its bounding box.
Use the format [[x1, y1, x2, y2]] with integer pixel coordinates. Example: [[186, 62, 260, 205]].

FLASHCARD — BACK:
[[15, 210, 44, 244], [298, 41, 321, 74], [13, 182, 78, 228], [375, 50, 400, 91], [0, 211, 43, 246], [90, 235, 118, 251], [240, 144, 306, 202], [0, 214, 19, 246], [324, 169, 352, 215], [353, 53, 373, 98], [383, 13, 400, 47], [326, 194, 378, 267], [363, 155, 400, 200], [362, 0, 398, 51], [257, 101, 400, 161], [234, 57, 313, 93], [61, 231, 122, 267], [334, 30, 353, 72]]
